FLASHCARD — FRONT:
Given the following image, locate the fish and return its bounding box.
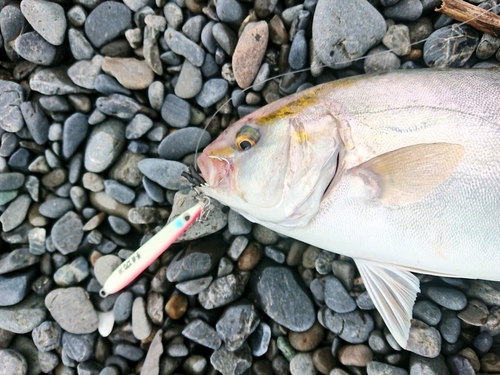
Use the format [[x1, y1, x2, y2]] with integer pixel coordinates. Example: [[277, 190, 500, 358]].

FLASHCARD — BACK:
[[195, 68, 500, 348]]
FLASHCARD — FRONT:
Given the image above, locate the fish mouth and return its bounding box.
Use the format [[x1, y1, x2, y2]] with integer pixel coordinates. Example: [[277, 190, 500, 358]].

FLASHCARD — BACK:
[[195, 152, 233, 188]]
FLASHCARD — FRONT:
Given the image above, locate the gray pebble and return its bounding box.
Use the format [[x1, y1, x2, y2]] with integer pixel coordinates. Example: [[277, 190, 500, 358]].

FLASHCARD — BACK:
[[409, 353, 450, 375], [0, 349, 27, 375], [140, 330, 163, 375], [182, 15, 206, 42], [14, 31, 57, 66], [164, 27, 205, 67], [0, 5, 26, 60], [164, 3, 183, 29], [96, 94, 143, 119], [0, 248, 40, 275], [364, 45, 401, 73], [176, 276, 213, 295], [165, 336, 188, 357], [195, 78, 229, 108], [142, 177, 164, 203], [279, 70, 308, 95], [148, 81, 164, 111], [114, 343, 143, 361], [21, 101, 49, 145], [413, 300, 442, 326], [289, 29, 308, 69], [405, 319, 441, 358], [68, 28, 95, 61], [324, 275, 356, 313], [38, 351, 59, 373], [158, 127, 211, 160], [175, 60, 203, 99], [183, 319, 222, 350], [290, 352, 315, 375], [53, 256, 89, 287], [0, 133, 19, 158], [477, 33, 500, 59], [62, 332, 95, 362], [199, 273, 250, 309], [43, 185, 66, 209], [382, 24, 411, 56], [0, 172, 24, 191], [201, 53, 220, 79], [210, 343, 252, 375], [85, 119, 125, 173], [212, 23, 237, 55], [324, 309, 374, 344], [113, 291, 133, 323], [31, 66, 92, 95], [367, 361, 409, 375], [384, 0, 423, 21], [145, 14, 167, 32], [253, 225, 279, 245], [0, 80, 24, 133], [368, 330, 391, 355], [85, 1, 132, 48], [132, 297, 152, 340], [0, 269, 35, 306], [161, 94, 191, 128], [216, 0, 245, 26], [227, 236, 249, 261], [249, 260, 314, 331], [125, 114, 153, 140], [423, 24, 479, 68], [67, 5, 86, 27], [425, 286, 467, 310], [95, 74, 131, 96], [21, 0, 67, 46], [228, 209, 252, 235], [8, 148, 31, 173], [68, 55, 103, 90], [104, 179, 135, 204], [474, 331, 493, 355], [263, 246, 285, 263], [51, 211, 83, 254], [138, 158, 189, 190], [217, 299, 260, 351], [108, 215, 131, 235], [457, 299, 489, 326], [1, 194, 31, 232], [312, 0, 386, 67], [218, 257, 234, 278], [32, 321, 62, 351], [0, 293, 46, 334], [63, 113, 88, 159]]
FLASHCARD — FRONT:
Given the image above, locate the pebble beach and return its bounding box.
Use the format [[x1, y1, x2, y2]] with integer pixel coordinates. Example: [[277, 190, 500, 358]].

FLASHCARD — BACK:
[[1, 0, 500, 374]]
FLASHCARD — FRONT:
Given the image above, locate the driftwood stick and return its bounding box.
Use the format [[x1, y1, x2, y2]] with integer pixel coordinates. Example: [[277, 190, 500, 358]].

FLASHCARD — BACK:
[[437, 0, 500, 38]]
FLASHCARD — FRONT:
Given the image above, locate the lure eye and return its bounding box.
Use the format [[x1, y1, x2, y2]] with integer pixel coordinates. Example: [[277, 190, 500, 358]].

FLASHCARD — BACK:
[[235, 125, 260, 151]]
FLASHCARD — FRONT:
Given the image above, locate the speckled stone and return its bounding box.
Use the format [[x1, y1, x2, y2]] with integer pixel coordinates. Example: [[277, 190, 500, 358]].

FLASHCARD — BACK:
[[84, 119, 125, 173], [0, 294, 46, 334], [21, 0, 67, 46]]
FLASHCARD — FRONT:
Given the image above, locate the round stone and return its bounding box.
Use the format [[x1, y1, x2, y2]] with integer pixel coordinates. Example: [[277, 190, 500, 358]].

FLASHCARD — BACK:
[[84, 119, 126, 173]]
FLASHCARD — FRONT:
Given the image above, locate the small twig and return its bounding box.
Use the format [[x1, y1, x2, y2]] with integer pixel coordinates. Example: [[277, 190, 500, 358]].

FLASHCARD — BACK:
[[437, 0, 500, 38]]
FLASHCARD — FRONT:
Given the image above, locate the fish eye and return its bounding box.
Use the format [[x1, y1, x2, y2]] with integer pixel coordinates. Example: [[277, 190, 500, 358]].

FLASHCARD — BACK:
[[235, 125, 260, 151]]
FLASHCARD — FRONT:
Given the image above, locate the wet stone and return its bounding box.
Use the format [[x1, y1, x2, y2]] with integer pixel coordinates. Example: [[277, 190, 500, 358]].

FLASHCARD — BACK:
[[161, 94, 193, 129], [138, 159, 190, 190], [158, 128, 211, 160], [183, 319, 221, 350], [32, 321, 62, 352], [1, 194, 31, 232], [85, 1, 132, 48], [14, 32, 56, 66], [0, 349, 28, 375], [423, 24, 479, 68], [20, 0, 66, 46], [425, 286, 467, 311], [51, 211, 83, 255], [84, 119, 125, 173], [249, 260, 315, 332], [216, 299, 260, 351], [413, 300, 442, 326], [45, 287, 99, 334], [164, 27, 205, 67], [0, 293, 46, 334], [53, 256, 89, 287], [62, 332, 95, 362], [312, 0, 386, 67], [324, 275, 356, 313], [211, 343, 252, 375]]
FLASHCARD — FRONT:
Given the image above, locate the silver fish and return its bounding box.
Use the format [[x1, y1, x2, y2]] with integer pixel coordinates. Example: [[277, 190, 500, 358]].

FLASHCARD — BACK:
[[196, 68, 500, 347]]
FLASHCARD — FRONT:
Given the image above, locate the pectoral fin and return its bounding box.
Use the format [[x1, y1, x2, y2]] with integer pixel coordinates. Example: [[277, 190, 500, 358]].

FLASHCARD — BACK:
[[352, 143, 464, 206], [354, 258, 420, 349]]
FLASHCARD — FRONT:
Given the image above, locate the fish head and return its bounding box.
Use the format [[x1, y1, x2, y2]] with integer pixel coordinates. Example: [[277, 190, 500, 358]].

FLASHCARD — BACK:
[[198, 92, 342, 229]]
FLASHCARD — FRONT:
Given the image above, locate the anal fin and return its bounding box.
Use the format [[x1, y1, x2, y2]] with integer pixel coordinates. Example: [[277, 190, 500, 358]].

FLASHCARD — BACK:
[[354, 258, 420, 349]]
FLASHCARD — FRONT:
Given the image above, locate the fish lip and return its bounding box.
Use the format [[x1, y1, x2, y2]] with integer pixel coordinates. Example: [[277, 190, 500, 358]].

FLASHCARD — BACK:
[[197, 152, 232, 188]]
